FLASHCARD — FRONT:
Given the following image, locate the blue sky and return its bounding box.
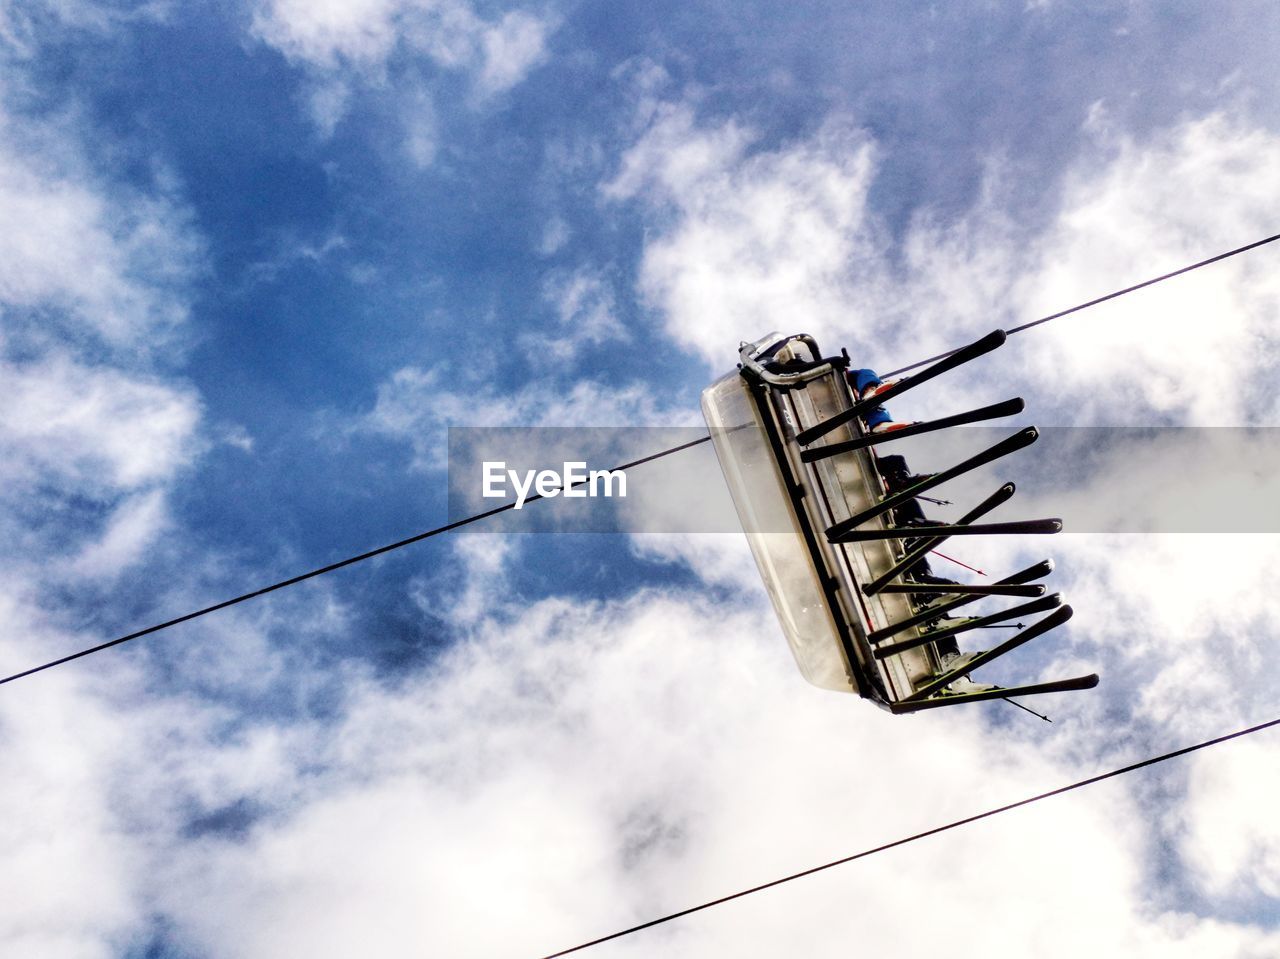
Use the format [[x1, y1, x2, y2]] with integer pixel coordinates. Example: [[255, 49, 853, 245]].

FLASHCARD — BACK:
[[3, 1, 1280, 956]]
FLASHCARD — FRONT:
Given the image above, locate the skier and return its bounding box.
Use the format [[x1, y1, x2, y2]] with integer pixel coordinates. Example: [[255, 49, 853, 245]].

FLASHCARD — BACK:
[[876, 453, 966, 662], [847, 368, 912, 434]]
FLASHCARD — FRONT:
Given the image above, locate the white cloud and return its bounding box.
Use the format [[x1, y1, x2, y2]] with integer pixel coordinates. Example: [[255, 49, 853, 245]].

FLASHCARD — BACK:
[[1043, 534, 1280, 737], [0, 124, 201, 348], [606, 102, 881, 370], [627, 529, 760, 591], [1006, 114, 1280, 425], [125, 585, 1280, 958], [358, 365, 695, 471], [0, 23, 214, 957], [217, 422, 256, 453], [241, 230, 349, 288], [1182, 738, 1280, 900], [604, 98, 753, 201], [252, 0, 403, 67], [605, 99, 1280, 951], [0, 351, 201, 494], [306, 74, 353, 135], [251, 0, 552, 136], [614, 100, 1280, 426], [64, 488, 171, 580], [0, 41, 209, 622], [0, 90, 204, 595], [476, 10, 549, 96], [0, 581, 354, 957], [401, 82, 439, 167], [0, 660, 145, 959], [537, 214, 571, 255], [0, 0, 167, 57], [884, 116, 1280, 425], [412, 532, 519, 626], [309, 99, 1280, 959], [518, 266, 629, 362]]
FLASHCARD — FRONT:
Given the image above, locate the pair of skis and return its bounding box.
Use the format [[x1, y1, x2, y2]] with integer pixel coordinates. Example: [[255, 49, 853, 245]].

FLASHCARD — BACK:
[[796, 329, 1099, 709]]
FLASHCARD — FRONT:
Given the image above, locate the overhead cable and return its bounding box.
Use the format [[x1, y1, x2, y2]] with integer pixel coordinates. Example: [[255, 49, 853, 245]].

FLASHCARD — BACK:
[[0, 436, 712, 689], [536, 714, 1280, 958], [883, 231, 1280, 377]]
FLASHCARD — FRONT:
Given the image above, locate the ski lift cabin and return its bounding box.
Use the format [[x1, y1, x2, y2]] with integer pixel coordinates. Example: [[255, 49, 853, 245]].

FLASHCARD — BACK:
[[701, 330, 1099, 713]]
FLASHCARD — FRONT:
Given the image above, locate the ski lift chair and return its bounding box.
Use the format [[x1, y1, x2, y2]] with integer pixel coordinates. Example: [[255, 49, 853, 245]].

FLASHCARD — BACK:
[[701, 330, 1099, 713]]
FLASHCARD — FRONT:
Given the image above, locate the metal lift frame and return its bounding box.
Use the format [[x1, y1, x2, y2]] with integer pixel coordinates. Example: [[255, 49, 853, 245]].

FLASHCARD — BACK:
[[701, 331, 1099, 712]]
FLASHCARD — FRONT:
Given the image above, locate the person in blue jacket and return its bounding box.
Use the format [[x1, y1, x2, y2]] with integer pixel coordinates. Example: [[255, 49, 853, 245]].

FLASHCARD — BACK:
[[848, 368, 912, 434]]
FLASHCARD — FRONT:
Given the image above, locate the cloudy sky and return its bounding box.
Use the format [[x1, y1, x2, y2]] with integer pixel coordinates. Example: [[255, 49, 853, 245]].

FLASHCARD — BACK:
[[3, 1, 1280, 956]]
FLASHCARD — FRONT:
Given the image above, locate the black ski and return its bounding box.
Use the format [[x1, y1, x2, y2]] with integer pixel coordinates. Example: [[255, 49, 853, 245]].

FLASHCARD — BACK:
[[797, 329, 1008, 445], [873, 593, 1064, 659], [831, 517, 1062, 544], [826, 426, 1041, 536], [801, 398, 1025, 462], [861, 482, 1015, 596], [867, 558, 1055, 643], [905, 605, 1074, 702], [889, 674, 1100, 713], [877, 582, 1046, 597]]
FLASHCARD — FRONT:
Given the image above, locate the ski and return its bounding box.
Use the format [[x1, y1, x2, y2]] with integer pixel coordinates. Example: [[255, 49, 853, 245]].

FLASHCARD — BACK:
[[877, 582, 1046, 597], [825, 426, 1041, 536], [861, 482, 1015, 596], [831, 517, 1062, 544], [872, 593, 1064, 658], [905, 605, 1074, 702], [866, 559, 1055, 642], [800, 397, 1025, 462], [797, 329, 1008, 445], [889, 673, 1101, 713]]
